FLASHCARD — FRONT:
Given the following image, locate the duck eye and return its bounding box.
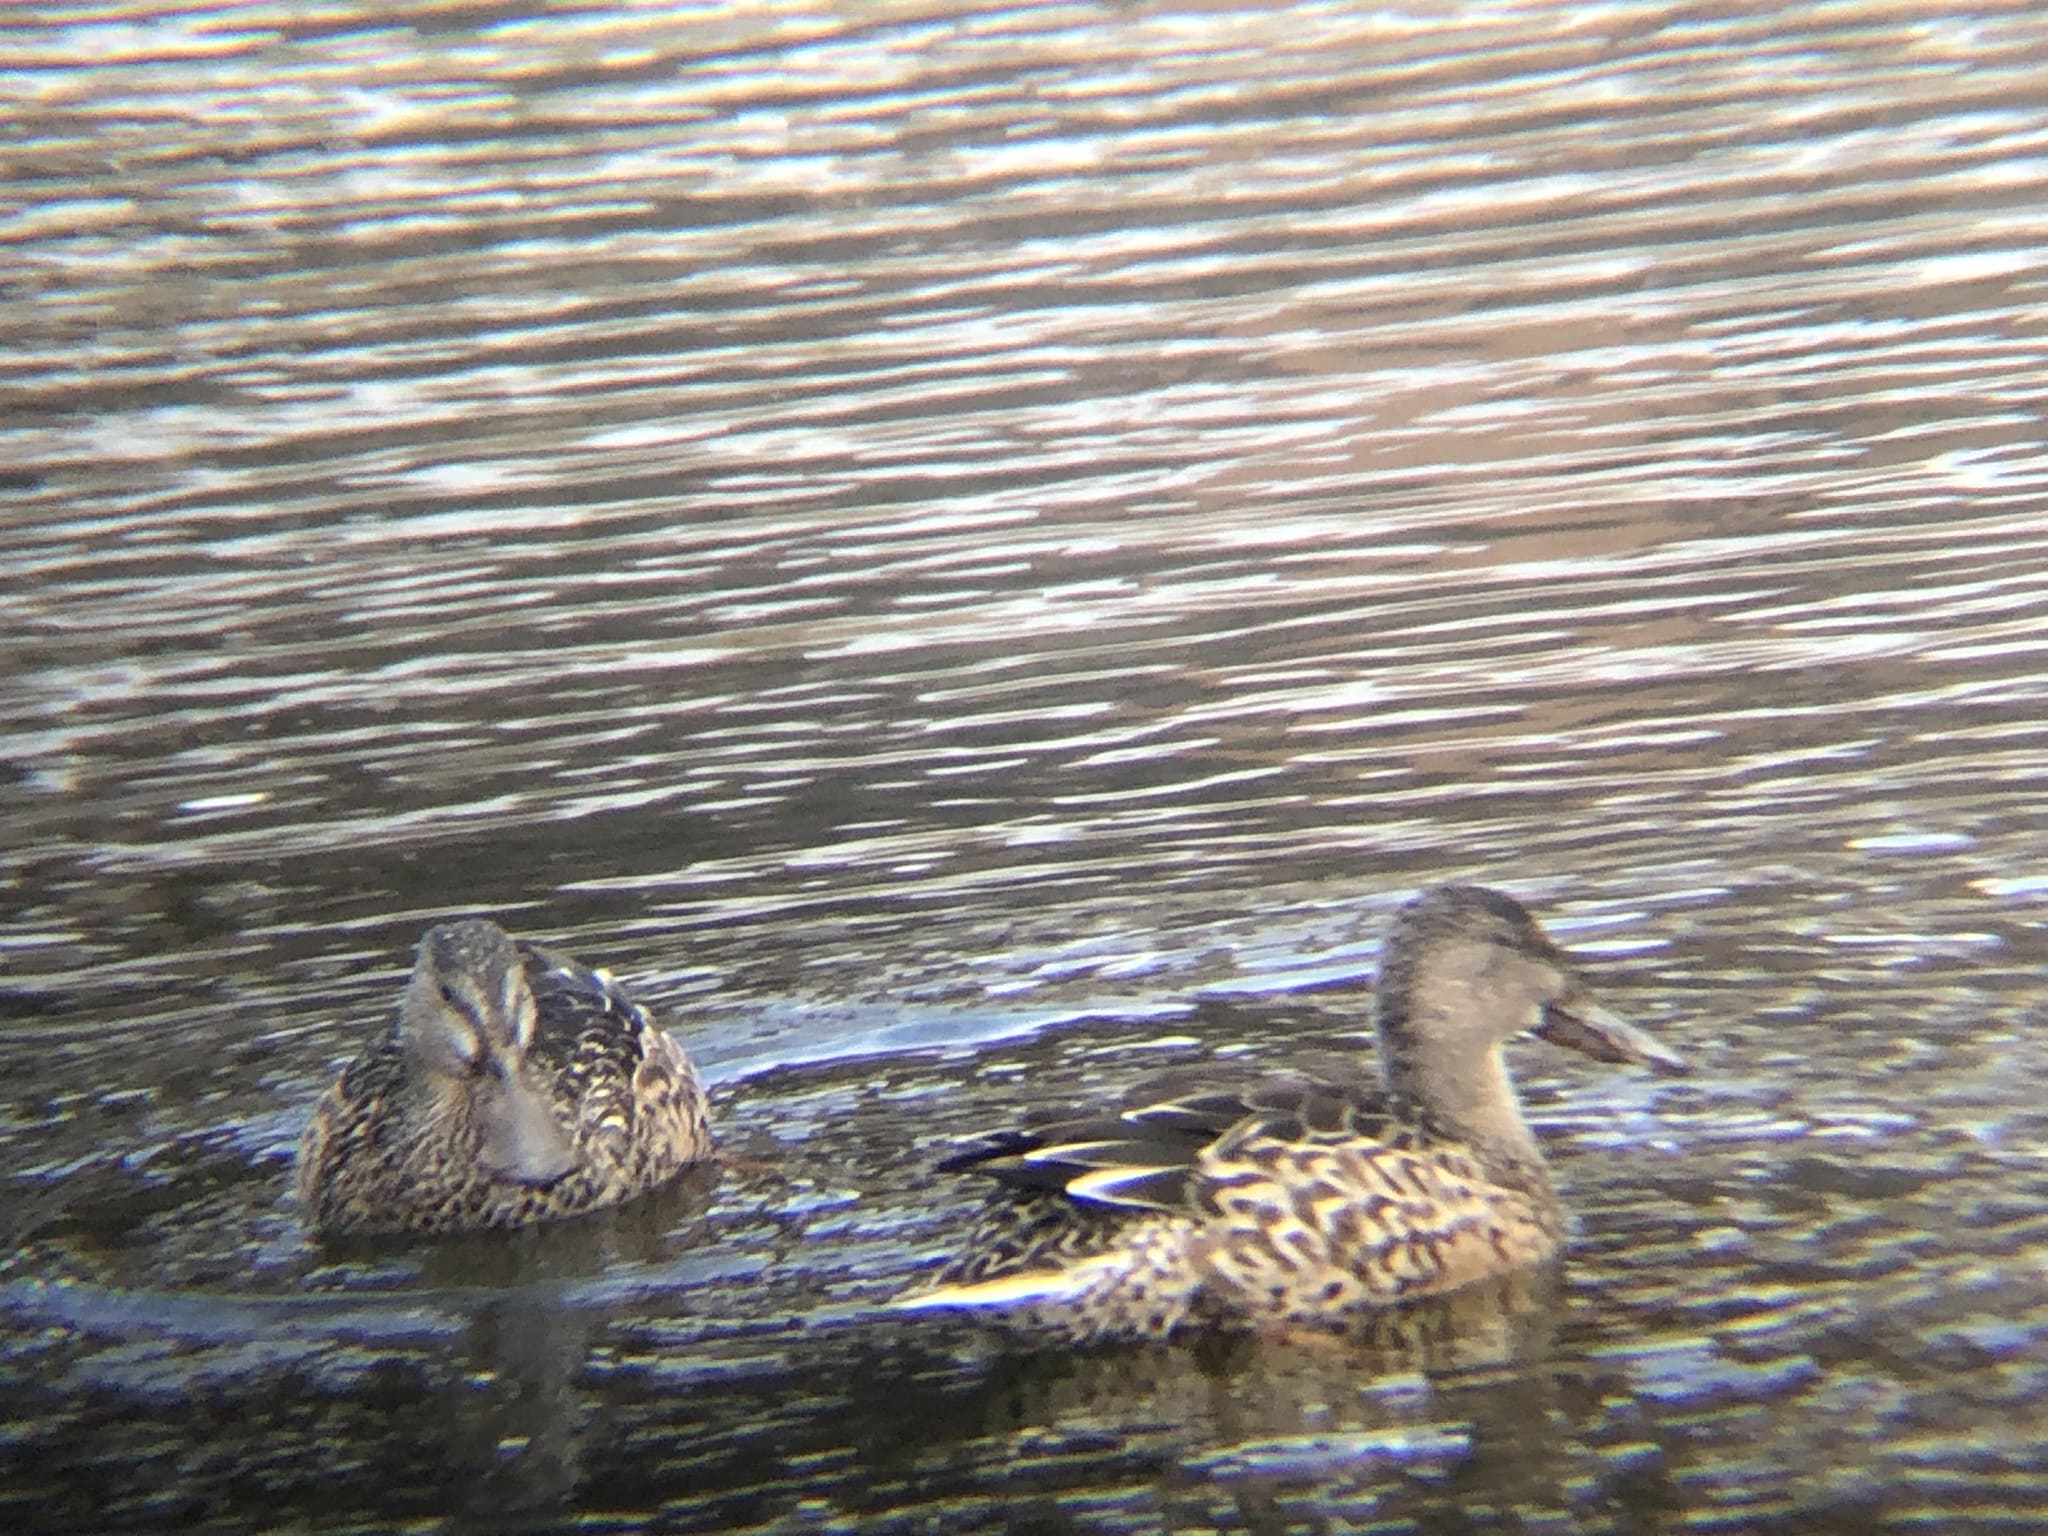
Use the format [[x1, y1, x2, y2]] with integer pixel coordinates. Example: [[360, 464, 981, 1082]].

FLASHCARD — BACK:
[[438, 981, 461, 1009]]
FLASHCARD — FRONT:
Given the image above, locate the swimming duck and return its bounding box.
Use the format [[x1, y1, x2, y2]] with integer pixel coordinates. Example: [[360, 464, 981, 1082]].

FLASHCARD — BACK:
[[297, 919, 712, 1236], [893, 883, 1683, 1338]]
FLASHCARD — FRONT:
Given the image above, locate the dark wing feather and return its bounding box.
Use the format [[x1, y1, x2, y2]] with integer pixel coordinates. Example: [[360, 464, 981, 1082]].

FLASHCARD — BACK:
[[933, 1127, 1076, 1175], [1121, 1089, 1261, 1137], [936, 1102, 1218, 1211], [935, 1070, 1400, 1215]]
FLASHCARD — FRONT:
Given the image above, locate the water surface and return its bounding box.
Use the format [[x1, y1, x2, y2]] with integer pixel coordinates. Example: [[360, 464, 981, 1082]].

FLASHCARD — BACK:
[[6, 0, 2048, 1530]]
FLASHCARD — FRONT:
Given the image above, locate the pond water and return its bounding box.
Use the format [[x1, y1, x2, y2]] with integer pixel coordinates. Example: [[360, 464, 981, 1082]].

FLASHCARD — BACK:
[[6, 0, 2048, 1530]]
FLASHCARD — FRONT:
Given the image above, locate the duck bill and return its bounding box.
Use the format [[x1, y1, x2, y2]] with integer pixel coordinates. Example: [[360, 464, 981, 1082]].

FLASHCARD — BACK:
[[1534, 999, 1687, 1074], [475, 1071, 577, 1186]]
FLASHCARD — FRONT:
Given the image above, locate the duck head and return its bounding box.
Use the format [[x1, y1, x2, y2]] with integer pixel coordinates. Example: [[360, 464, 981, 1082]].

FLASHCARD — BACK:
[[1375, 884, 1684, 1155], [401, 919, 577, 1186]]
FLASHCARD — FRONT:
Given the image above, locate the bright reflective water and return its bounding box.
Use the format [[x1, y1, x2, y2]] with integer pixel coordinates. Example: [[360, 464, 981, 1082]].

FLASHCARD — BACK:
[[6, 0, 2048, 1530]]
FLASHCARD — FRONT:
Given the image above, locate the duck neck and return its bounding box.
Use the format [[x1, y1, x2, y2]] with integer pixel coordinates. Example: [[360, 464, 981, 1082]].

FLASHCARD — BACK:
[[1378, 1009, 1551, 1196]]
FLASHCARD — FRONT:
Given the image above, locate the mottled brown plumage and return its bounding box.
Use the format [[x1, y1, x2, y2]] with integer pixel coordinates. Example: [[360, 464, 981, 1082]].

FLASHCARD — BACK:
[[297, 919, 712, 1236], [894, 883, 1684, 1338]]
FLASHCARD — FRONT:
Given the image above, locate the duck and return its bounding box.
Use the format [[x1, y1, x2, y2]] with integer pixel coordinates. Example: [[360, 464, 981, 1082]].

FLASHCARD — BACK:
[[297, 918, 712, 1236], [892, 883, 1684, 1338]]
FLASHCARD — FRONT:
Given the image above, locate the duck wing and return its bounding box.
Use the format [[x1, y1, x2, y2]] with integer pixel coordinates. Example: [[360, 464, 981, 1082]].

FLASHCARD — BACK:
[[520, 944, 704, 1163], [936, 1071, 1398, 1214]]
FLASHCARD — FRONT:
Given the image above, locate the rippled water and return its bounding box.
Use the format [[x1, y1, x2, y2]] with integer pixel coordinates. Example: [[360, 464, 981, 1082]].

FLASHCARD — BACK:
[[7, 0, 2048, 1530]]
